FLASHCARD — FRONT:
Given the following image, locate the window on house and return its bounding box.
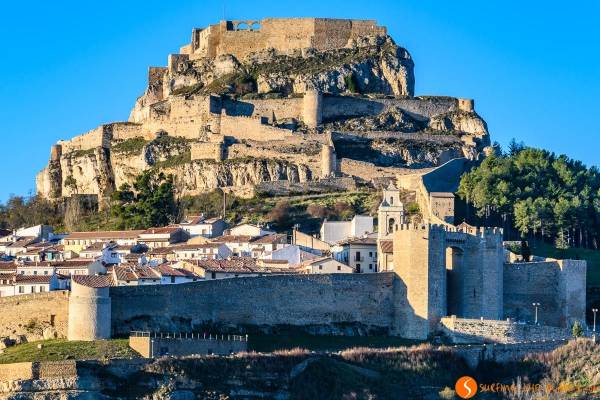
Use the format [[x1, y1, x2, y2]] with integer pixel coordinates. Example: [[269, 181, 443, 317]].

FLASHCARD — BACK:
[[369, 264, 373, 269], [369, 252, 373, 257], [33, 271, 38, 275], [319, 265, 323, 270], [18, 286, 24, 293], [40, 286, 45, 292], [211, 272, 216, 279], [31, 286, 36, 293], [356, 264, 361, 272], [337, 266, 341, 271], [390, 197, 394, 205], [44, 271, 48, 275], [170, 276, 175, 283], [355, 251, 361, 261]]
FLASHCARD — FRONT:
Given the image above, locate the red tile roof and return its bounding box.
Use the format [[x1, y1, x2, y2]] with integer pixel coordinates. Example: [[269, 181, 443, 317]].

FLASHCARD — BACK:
[[212, 235, 255, 243], [251, 234, 287, 245], [15, 275, 53, 284], [72, 274, 114, 288], [65, 230, 145, 240]]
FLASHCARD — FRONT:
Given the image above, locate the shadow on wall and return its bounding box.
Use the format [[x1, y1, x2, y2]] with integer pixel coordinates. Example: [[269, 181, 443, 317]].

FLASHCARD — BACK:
[[322, 96, 385, 122]]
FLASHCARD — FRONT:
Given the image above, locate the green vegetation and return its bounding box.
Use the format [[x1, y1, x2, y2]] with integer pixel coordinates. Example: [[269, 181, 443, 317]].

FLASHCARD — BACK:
[[110, 170, 178, 229], [181, 190, 381, 233], [70, 148, 96, 158], [112, 137, 148, 155], [248, 333, 422, 353], [344, 73, 360, 93], [459, 144, 600, 252], [0, 195, 64, 231], [0, 339, 139, 364]]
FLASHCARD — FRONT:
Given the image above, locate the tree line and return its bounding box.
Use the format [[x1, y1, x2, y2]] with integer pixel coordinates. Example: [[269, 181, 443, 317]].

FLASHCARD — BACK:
[[458, 140, 600, 249]]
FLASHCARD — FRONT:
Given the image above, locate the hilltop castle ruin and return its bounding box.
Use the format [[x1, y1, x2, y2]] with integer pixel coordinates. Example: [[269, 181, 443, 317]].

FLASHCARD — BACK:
[[36, 17, 487, 203]]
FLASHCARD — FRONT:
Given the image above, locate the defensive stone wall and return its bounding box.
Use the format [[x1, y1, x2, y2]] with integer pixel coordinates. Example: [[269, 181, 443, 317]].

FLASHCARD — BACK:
[[503, 260, 586, 327], [184, 18, 386, 60], [110, 122, 144, 141], [322, 96, 458, 122], [439, 316, 571, 344], [0, 291, 69, 341], [58, 127, 107, 154], [109, 273, 397, 337], [191, 142, 224, 161], [220, 114, 294, 141], [223, 97, 303, 122]]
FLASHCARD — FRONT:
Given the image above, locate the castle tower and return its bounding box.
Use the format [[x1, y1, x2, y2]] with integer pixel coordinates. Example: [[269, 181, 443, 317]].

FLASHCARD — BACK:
[[392, 224, 447, 339], [377, 183, 406, 239], [50, 144, 62, 162], [303, 90, 323, 129], [457, 98, 474, 112], [320, 143, 336, 178], [67, 278, 112, 341]]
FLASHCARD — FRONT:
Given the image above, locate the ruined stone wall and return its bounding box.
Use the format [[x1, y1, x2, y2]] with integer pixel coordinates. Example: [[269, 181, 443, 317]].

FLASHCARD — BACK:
[[190, 142, 223, 161], [0, 291, 69, 341], [110, 122, 144, 141], [439, 317, 571, 344], [109, 273, 397, 336], [220, 115, 294, 141], [223, 97, 303, 121], [188, 18, 385, 61], [503, 260, 586, 327], [58, 126, 108, 154], [322, 96, 458, 122]]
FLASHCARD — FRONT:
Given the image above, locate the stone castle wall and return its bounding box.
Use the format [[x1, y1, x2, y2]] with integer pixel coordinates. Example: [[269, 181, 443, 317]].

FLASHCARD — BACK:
[[503, 260, 586, 327], [109, 273, 397, 336], [0, 291, 69, 341], [439, 317, 571, 344], [184, 18, 386, 60], [220, 114, 294, 141]]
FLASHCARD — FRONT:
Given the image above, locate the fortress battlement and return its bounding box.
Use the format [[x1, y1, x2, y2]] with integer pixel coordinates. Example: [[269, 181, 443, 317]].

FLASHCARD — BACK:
[[180, 18, 387, 61]]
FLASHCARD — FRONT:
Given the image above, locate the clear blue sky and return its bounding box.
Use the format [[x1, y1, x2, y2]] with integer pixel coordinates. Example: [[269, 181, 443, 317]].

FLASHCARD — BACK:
[[1, 0, 599, 202]]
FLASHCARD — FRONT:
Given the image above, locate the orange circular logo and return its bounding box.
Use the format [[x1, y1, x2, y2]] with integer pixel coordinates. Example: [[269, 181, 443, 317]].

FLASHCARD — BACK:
[[455, 376, 478, 399]]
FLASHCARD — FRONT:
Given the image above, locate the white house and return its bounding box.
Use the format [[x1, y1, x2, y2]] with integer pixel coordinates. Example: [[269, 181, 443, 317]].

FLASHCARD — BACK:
[[211, 235, 256, 257], [138, 227, 188, 248], [263, 244, 321, 267], [172, 243, 231, 261], [179, 215, 227, 238], [15, 225, 54, 241], [320, 215, 374, 244], [0, 274, 60, 297], [249, 234, 288, 258], [331, 237, 378, 273], [228, 224, 274, 238], [300, 257, 354, 274]]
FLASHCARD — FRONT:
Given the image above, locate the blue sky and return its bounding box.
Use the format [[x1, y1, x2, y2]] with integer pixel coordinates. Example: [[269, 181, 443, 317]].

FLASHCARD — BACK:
[[1, 0, 599, 202]]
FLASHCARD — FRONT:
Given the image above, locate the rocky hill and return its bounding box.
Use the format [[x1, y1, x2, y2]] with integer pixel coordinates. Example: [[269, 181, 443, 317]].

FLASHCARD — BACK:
[[36, 18, 491, 204]]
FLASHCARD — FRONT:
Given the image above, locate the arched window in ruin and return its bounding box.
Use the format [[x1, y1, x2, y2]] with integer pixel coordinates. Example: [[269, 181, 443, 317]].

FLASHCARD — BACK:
[[251, 22, 262, 31]]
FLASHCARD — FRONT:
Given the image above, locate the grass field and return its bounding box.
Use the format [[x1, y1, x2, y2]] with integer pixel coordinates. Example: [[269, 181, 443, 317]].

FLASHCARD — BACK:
[[530, 240, 600, 286], [0, 339, 139, 364], [248, 333, 423, 353]]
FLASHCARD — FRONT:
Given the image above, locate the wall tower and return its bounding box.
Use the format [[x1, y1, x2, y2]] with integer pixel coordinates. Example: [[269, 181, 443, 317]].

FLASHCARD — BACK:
[[67, 279, 111, 341], [303, 90, 323, 129]]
